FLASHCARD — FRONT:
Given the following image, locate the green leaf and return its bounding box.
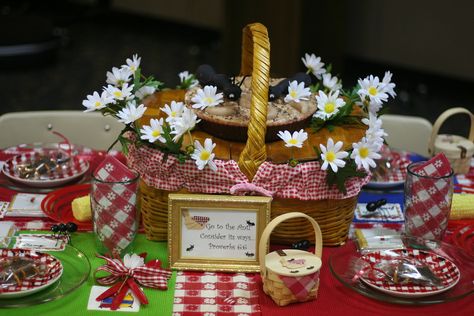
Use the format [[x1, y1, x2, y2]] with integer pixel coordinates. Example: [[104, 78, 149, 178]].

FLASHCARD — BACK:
[[325, 160, 367, 195]]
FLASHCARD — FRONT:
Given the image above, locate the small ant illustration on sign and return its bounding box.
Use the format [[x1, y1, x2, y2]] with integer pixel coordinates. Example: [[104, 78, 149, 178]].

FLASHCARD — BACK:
[[186, 244, 194, 252], [246, 220, 255, 226], [245, 252, 254, 257]]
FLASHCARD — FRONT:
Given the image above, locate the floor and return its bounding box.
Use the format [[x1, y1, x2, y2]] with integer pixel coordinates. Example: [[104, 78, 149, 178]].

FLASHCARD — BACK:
[[0, 2, 472, 137]]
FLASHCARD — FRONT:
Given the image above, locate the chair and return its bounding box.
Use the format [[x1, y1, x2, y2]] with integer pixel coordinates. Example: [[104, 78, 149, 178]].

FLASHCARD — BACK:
[[381, 114, 433, 157], [0, 111, 124, 150]]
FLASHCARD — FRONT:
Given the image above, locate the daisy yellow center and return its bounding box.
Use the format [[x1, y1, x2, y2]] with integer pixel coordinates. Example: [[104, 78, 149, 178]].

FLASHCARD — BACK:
[[94, 101, 102, 108], [359, 147, 369, 158], [324, 102, 335, 113], [368, 86, 377, 96], [171, 111, 177, 117], [326, 151, 336, 162], [199, 150, 210, 161], [204, 97, 214, 104], [113, 91, 123, 98], [290, 90, 298, 98], [130, 66, 136, 71], [151, 130, 161, 138], [288, 138, 298, 145]]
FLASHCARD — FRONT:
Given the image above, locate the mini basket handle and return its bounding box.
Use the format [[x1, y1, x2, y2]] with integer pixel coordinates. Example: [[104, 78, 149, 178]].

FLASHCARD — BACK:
[[258, 212, 323, 277], [237, 23, 270, 180], [428, 107, 474, 155]]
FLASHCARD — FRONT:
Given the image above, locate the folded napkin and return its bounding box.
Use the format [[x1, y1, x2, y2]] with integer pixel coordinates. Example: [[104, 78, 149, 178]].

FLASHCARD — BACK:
[[92, 155, 138, 256], [450, 193, 474, 220], [405, 153, 453, 240]]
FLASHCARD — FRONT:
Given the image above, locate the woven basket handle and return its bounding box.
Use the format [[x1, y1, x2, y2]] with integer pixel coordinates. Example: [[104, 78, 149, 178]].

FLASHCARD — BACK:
[[258, 212, 323, 277], [428, 107, 474, 155], [237, 23, 270, 180]]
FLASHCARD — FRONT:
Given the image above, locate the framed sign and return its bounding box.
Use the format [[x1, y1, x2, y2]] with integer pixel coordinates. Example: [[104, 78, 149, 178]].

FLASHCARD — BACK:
[[168, 194, 271, 272]]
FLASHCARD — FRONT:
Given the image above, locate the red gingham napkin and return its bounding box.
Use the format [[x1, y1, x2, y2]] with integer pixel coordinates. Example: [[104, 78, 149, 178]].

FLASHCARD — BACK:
[[172, 271, 261, 316], [92, 156, 138, 256], [405, 153, 453, 240], [278, 271, 319, 301]]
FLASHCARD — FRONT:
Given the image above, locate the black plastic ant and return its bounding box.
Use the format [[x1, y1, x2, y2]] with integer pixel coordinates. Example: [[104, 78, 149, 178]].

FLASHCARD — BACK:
[[186, 244, 194, 252], [51, 222, 78, 244], [246, 220, 255, 226]]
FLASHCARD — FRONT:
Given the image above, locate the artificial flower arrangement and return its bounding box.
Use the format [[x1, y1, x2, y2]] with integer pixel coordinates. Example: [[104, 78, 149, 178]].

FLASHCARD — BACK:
[[82, 53, 395, 194]]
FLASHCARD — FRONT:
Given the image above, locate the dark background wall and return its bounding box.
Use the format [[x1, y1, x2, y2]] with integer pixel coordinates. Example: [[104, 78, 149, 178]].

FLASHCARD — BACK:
[[0, 0, 472, 136]]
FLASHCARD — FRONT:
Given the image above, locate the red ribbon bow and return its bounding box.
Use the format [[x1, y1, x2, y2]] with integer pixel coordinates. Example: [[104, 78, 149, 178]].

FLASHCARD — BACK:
[[94, 253, 172, 310]]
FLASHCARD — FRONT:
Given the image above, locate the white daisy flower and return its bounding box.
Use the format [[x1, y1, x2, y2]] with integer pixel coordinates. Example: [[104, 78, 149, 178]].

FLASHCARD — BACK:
[[82, 91, 113, 112], [357, 75, 388, 107], [381, 71, 396, 98], [351, 138, 382, 171], [104, 83, 134, 101], [314, 90, 345, 119], [362, 113, 386, 149], [171, 107, 200, 142], [117, 100, 147, 124], [191, 138, 217, 171], [277, 129, 308, 148], [161, 101, 185, 123], [284, 80, 311, 103], [301, 53, 326, 79], [322, 73, 342, 92], [124, 54, 141, 74], [106, 66, 132, 87], [123, 253, 144, 269], [135, 85, 156, 100], [191, 85, 224, 110], [319, 138, 349, 172], [179, 70, 198, 88], [140, 118, 166, 143]]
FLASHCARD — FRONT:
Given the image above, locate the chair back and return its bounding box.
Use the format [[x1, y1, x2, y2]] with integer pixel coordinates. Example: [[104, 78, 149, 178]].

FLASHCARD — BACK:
[[0, 111, 123, 150], [381, 114, 433, 157]]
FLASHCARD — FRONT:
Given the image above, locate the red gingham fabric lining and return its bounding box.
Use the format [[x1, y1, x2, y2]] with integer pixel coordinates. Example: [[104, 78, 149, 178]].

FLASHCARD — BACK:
[[278, 271, 319, 301], [0, 249, 62, 293], [172, 271, 261, 316], [127, 144, 370, 200]]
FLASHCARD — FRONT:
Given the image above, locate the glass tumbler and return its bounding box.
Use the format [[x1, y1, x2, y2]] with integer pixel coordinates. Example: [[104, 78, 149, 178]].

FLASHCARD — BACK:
[[404, 161, 454, 241], [91, 173, 140, 257]]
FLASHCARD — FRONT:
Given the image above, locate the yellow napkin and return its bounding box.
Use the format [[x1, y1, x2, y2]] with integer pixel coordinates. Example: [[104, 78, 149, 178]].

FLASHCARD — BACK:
[[450, 194, 474, 220]]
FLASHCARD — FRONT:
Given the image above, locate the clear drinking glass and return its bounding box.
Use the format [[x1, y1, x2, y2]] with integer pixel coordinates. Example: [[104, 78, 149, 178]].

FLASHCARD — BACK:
[[91, 173, 140, 257], [404, 162, 454, 241]]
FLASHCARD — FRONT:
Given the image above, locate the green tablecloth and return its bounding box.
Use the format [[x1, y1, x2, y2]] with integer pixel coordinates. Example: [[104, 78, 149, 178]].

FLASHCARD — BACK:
[[7, 233, 176, 315]]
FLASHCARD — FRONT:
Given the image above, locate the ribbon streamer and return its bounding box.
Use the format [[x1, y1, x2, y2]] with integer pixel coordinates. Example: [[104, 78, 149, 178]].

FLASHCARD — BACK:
[[94, 253, 172, 310]]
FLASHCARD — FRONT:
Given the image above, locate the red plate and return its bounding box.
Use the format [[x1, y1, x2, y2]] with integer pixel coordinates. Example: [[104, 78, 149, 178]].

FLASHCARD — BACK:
[[41, 184, 92, 230], [0, 249, 63, 298], [359, 248, 460, 298], [2, 152, 89, 188]]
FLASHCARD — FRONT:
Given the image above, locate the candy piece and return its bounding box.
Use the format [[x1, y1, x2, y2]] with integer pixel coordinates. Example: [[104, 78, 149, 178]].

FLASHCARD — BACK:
[[71, 195, 92, 222]]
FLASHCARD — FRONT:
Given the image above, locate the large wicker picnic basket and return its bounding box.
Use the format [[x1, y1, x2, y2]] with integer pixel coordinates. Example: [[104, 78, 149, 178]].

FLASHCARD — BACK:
[[128, 23, 368, 246]]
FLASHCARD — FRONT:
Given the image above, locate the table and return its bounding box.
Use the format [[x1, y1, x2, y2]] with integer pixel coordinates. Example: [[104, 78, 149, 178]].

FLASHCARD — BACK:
[[1, 149, 473, 315]]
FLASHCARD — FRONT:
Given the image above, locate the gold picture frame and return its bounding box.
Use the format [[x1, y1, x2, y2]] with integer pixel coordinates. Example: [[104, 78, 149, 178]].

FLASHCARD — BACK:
[[168, 194, 272, 272]]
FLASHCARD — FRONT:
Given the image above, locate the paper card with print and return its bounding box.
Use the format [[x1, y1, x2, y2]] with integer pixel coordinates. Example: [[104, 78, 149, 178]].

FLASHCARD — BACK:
[[87, 285, 140, 312], [13, 234, 67, 251], [7, 193, 47, 217]]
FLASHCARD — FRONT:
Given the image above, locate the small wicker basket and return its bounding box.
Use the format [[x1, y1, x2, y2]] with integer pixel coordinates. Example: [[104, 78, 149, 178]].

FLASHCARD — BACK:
[[428, 107, 474, 174], [259, 212, 323, 306], [134, 23, 362, 246]]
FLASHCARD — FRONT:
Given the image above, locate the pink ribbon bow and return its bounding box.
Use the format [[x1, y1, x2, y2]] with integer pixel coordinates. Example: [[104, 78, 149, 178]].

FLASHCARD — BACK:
[[95, 253, 172, 310], [230, 182, 273, 197]]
